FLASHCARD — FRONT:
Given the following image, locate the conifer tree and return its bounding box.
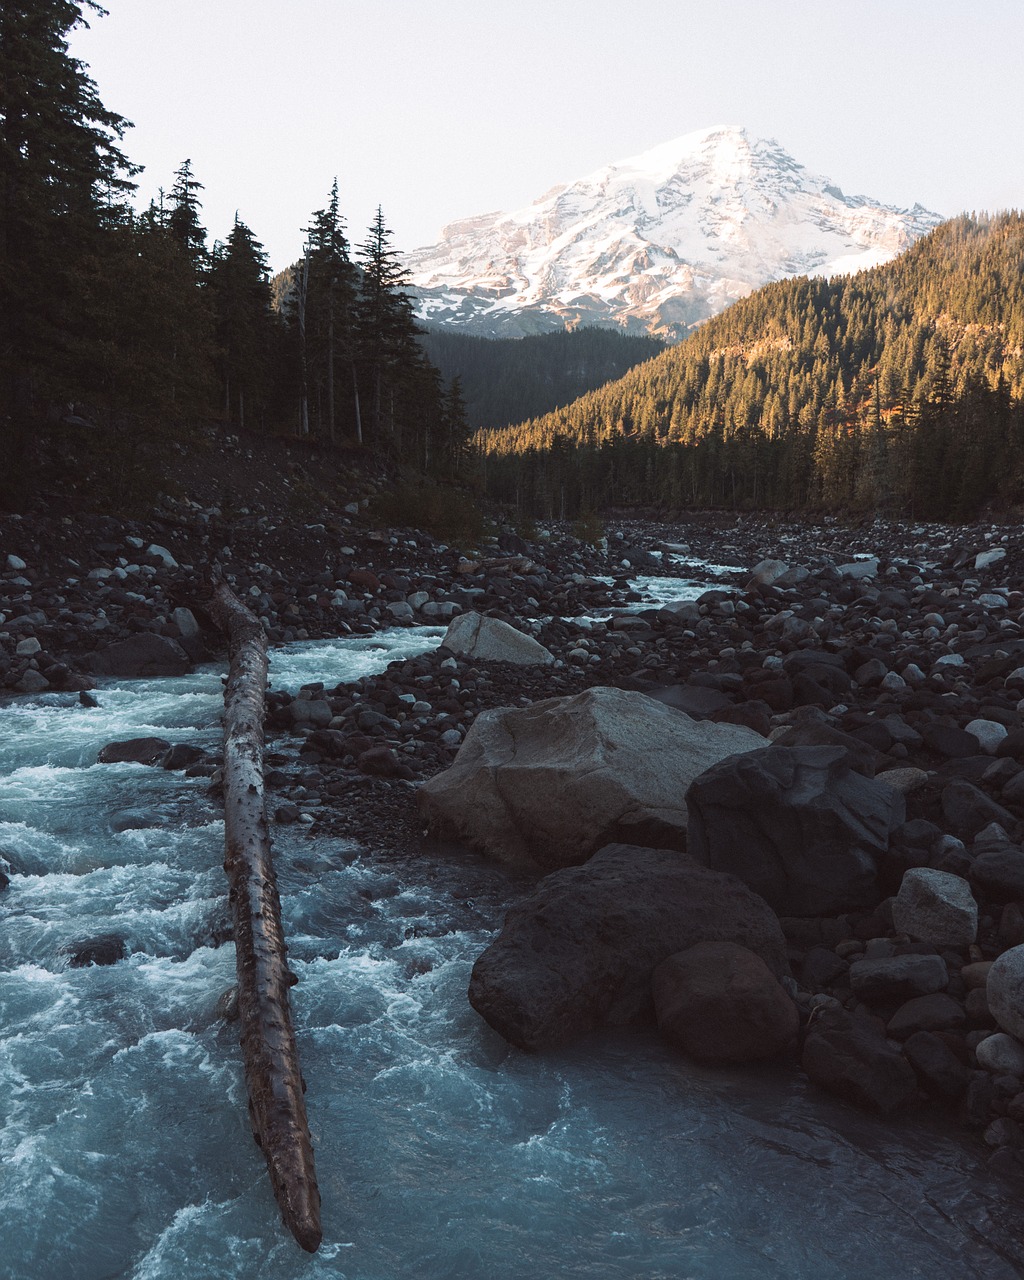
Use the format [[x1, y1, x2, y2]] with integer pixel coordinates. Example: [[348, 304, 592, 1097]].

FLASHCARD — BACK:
[[1, 0, 137, 494], [210, 216, 276, 431]]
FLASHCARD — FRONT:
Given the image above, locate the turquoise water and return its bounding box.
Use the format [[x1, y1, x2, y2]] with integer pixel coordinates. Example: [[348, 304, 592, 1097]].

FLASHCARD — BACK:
[[1, 630, 1023, 1279]]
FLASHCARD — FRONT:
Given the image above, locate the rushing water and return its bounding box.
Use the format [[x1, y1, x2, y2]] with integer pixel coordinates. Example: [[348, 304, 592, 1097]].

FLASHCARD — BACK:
[[3, 628, 1024, 1279]]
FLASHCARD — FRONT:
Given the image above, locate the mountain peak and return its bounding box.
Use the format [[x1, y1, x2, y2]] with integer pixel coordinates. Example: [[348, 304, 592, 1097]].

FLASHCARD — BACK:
[[405, 129, 943, 340]]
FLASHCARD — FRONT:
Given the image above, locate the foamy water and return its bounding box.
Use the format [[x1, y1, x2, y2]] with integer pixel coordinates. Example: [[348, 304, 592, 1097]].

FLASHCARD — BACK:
[[2, 627, 1023, 1278]]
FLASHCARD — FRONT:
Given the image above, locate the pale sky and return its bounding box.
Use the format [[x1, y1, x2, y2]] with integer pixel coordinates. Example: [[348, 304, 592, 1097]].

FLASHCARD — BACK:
[[69, 0, 1024, 274]]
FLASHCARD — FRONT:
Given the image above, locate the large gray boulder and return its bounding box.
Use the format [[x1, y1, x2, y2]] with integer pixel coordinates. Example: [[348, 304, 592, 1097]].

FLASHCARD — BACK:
[[419, 686, 767, 871], [440, 611, 554, 666], [987, 945, 1024, 1041], [686, 745, 905, 916], [82, 633, 190, 678], [468, 843, 788, 1051]]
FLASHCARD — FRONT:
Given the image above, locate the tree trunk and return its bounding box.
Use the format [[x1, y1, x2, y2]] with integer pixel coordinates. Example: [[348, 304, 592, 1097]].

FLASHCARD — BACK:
[[207, 582, 322, 1253]]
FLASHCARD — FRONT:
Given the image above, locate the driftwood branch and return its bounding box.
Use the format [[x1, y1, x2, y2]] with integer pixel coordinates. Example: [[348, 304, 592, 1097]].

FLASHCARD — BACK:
[[208, 582, 322, 1253]]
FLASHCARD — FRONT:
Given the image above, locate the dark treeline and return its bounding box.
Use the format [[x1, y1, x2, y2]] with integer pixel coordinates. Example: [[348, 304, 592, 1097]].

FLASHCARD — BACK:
[[1, 1, 469, 507], [418, 328, 666, 430], [479, 213, 1024, 522]]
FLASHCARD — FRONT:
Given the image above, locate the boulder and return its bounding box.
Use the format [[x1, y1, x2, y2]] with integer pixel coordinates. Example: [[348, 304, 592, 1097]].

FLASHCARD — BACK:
[[83, 633, 190, 678], [987, 945, 1024, 1041], [802, 1007, 919, 1115], [419, 686, 767, 871], [66, 934, 127, 967], [891, 868, 978, 948], [686, 745, 905, 916], [976, 1032, 1024, 1076], [440, 611, 554, 666], [653, 941, 799, 1064], [97, 736, 171, 765], [848, 954, 949, 1002], [467, 843, 788, 1051], [902, 1031, 973, 1102]]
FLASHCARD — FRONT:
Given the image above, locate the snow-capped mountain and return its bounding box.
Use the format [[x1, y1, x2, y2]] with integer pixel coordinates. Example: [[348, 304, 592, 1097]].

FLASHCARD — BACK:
[[405, 126, 943, 340]]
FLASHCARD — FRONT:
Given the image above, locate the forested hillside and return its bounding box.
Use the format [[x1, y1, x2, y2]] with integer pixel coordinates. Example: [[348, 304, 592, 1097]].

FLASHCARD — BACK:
[[478, 214, 1024, 521], [1, 2, 469, 510], [418, 328, 666, 429]]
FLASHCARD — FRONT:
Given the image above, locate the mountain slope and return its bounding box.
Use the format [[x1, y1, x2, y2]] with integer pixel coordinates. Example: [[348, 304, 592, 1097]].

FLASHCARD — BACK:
[[406, 126, 942, 340], [477, 213, 1024, 520]]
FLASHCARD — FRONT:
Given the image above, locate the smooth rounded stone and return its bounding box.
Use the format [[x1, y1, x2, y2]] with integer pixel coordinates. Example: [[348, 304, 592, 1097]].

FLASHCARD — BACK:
[[171, 606, 200, 639], [419, 686, 766, 871], [385, 601, 415, 623], [965, 987, 996, 1025], [963, 960, 994, 990], [467, 843, 788, 1051], [886, 993, 966, 1038], [848, 954, 948, 1002], [987, 946, 1024, 1040], [653, 941, 799, 1065], [162, 743, 205, 770], [875, 767, 930, 794], [686, 745, 904, 916], [82, 633, 190, 678], [902, 1030, 973, 1102], [15, 669, 49, 693], [801, 1007, 918, 1116], [440, 611, 554, 666], [15, 636, 41, 656], [969, 846, 1024, 903], [880, 671, 907, 693], [976, 1032, 1024, 1076], [892, 867, 978, 947], [66, 934, 127, 967], [97, 736, 171, 765], [6, 553, 27, 571], [942, 780, 1015, 840], [966, 719, 1009, 754], [289, 699, 333, 728], [746, 559, 790, 589]]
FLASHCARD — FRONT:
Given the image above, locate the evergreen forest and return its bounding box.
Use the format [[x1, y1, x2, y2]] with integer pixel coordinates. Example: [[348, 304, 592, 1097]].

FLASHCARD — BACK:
[[1, 1, 470, 509], [418, 328, 666, 430], [479, 213, 1024, 522]]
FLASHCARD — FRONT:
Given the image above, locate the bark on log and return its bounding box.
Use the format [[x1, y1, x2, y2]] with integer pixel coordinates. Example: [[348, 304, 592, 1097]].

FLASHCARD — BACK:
[[208, 582, 322, 1253]]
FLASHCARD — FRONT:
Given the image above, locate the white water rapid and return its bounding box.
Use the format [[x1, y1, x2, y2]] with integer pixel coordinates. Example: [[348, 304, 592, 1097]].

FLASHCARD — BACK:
[[2, 629, 1023, 1278]]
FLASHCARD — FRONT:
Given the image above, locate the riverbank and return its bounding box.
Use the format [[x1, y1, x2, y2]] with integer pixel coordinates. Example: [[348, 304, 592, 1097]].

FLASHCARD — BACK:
[[8, 505, 1024, 1173]]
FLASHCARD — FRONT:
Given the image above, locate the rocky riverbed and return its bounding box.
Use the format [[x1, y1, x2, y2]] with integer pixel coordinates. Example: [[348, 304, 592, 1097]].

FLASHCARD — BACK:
[[8, 504, 1024, 1175]]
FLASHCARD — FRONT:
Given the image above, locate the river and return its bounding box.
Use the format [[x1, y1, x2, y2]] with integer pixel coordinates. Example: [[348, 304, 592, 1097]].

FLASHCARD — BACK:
[[2, 625, 1024, 1279]]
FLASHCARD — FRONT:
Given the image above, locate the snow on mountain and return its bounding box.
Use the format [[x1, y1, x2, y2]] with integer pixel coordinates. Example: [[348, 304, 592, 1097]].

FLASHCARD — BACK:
[[404, 126, 944, 340]]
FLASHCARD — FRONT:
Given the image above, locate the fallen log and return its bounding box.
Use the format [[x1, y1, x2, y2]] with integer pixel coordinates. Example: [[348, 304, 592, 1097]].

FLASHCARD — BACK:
[[208, 582, 322, 1253]]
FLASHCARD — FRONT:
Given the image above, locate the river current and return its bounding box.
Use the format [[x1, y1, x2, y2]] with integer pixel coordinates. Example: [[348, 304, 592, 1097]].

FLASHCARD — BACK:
[[3, 608, 1024, 1278]]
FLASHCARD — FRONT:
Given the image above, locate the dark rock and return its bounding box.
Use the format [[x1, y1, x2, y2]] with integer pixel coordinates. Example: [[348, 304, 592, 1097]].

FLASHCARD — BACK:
[[800, 946, 850, 990], [848, 954, 948, 1002], [771, 722, 878, 777], [67, 934, 127, 967], [686, 745, 905, 916], [468, 843, 788, 1051], [801, 1007, 919, 1116], [886, 993, 966, 1038], [97, 736, 171, 765], [923, 724, 983, 759], [941, 780, 1015, 840], [903, 1030, 973, 1102], [82, 633, 191, 678], [161, 743, 205, 770], [970, 846, 1024, 902], [653, 941, 799, 1064]]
